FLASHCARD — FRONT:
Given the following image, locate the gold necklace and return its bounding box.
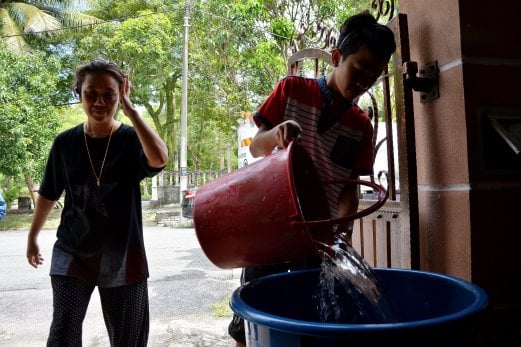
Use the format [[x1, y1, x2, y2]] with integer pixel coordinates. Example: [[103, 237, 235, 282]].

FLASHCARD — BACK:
[[83, 122, 114, 187]]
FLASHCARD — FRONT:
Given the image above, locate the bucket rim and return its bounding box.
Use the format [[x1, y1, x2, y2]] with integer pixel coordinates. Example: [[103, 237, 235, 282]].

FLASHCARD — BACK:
[[229, 267, 488, 336]]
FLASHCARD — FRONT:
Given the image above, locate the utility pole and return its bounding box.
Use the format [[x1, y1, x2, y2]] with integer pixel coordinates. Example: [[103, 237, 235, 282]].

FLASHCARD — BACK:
[[180, 0, 190, 216]]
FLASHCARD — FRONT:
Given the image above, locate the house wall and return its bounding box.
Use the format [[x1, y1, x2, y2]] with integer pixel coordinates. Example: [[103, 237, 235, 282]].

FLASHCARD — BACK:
[[399, 1, 521, 345]]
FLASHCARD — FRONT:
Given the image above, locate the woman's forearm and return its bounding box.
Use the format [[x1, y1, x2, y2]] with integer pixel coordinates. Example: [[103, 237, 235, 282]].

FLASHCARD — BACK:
[[28, 195, 55, 242], [125, 109, 169, 168]]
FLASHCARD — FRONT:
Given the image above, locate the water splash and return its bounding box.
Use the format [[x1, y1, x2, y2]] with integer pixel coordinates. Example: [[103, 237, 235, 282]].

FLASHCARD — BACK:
[[313, 232, 397, 324]]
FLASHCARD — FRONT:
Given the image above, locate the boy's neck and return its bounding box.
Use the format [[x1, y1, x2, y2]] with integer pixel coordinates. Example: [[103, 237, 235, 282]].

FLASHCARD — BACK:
[[323, 75, 352, 104]]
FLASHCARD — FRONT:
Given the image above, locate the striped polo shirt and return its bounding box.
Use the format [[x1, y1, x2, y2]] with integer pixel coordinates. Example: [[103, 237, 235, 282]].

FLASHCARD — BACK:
[[254, 75, 374, 217]]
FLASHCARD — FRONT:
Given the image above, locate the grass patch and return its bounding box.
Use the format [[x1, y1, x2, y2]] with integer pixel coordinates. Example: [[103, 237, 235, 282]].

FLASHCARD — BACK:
[[0, 208, 61, 231], [211, 295, 232, 318], [0, 206, 163, 231], [143, 210, 157, 225], [1, 206, 161, 231]]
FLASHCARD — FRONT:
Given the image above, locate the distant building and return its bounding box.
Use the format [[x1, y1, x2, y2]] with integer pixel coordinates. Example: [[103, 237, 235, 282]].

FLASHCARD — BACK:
[[237, 112, 262, 169], [360, 122, 400, 197]]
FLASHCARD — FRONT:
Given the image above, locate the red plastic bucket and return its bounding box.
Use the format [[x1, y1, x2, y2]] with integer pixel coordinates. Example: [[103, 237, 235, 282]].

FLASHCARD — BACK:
[[193, 142, 387, 269]]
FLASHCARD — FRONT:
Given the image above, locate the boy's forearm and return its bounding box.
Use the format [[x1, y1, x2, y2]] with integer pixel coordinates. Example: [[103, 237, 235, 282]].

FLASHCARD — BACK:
[[337, 182, 360, 218], [337, 184, 360, 243]]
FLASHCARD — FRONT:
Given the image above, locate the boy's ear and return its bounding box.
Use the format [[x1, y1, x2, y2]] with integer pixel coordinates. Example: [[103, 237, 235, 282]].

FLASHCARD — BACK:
[[331, 49, 341, 67]]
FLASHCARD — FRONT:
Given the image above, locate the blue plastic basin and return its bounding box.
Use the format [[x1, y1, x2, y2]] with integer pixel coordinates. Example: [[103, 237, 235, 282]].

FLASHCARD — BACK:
[[230, 268, 488, 347]]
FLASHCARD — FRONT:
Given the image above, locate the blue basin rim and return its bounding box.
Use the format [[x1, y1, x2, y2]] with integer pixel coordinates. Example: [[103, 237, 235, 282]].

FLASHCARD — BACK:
[[230, 267, 488, 337]]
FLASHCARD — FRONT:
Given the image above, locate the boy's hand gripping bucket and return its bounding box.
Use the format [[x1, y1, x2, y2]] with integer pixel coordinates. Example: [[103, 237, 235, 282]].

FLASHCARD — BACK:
[[193, 142, 387, 269]]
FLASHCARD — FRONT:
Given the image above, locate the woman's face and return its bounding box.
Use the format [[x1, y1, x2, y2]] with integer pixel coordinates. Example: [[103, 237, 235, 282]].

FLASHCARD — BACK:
[[333, 45, 389, 100], [80, 72, 121, 122]]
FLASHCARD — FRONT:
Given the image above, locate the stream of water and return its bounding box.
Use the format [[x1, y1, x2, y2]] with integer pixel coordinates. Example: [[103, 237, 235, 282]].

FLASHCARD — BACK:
[[313, 232, 398, 324]]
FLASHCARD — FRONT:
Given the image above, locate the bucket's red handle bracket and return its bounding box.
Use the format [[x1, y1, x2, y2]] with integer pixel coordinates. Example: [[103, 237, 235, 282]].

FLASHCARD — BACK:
[[291, 179, 389, 227]]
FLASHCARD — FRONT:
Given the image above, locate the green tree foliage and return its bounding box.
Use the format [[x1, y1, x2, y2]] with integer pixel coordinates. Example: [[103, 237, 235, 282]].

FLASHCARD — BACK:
[[0, 42, 61, 199], [0, 0, 99, 53], [65, 0, 370, 172], [70, 5, 182, 170], [1, 0, 379, 182], [185, 0, 367, 169]]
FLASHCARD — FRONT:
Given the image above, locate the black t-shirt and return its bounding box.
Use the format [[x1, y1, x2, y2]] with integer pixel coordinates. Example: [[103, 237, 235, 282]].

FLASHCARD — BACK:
[[39, 123, 163, 287]]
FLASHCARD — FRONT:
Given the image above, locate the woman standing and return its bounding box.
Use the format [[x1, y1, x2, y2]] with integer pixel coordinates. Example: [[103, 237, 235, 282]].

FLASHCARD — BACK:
[[26, 59, 168, 346]]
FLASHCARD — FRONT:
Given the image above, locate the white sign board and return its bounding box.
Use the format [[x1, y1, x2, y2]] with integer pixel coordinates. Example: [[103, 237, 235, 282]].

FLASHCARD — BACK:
[[237, 117, 261, 169]]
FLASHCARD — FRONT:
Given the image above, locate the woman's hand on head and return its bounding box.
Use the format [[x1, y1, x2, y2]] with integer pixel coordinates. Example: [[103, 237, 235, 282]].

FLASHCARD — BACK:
[[273, 120, 302, 149], [120, 75, 136, 117]]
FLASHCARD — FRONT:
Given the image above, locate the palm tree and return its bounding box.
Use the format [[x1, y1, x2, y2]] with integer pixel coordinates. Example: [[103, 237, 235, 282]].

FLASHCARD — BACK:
[[0, 0, 98, 53]]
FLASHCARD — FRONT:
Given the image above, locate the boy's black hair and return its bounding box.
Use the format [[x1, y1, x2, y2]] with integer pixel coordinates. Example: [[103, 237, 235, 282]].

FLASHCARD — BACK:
[[73, 59, 125, 99], [336, 11, 396, 60]]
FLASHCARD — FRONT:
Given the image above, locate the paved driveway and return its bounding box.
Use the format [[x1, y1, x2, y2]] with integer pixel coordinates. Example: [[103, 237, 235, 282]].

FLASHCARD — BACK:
[[0, 226, 241, 346]]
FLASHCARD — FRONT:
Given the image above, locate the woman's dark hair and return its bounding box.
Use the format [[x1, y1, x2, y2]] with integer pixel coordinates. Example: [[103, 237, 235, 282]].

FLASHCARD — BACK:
[[73, 59, 125, 99], [336, 11, 396, 60]]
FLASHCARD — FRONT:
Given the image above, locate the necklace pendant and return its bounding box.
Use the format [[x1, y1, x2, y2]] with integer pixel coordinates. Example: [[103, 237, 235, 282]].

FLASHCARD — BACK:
[[84, 122, 114, 190]]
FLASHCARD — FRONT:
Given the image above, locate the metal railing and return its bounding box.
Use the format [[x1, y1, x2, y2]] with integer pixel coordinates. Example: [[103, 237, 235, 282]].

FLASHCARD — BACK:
[[352, 199, 410, 269]]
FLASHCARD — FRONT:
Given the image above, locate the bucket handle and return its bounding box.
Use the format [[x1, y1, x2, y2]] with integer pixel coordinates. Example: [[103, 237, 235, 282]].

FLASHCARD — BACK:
[[291, 179, 389, 228]]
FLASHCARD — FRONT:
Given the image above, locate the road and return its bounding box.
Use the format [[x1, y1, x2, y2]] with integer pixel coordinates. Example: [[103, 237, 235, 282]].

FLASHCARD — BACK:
[[0, 225, 241, 346]]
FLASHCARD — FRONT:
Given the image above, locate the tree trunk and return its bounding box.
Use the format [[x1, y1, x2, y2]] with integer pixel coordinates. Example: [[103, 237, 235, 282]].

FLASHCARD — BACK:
[[24, 174, 36, 206]]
